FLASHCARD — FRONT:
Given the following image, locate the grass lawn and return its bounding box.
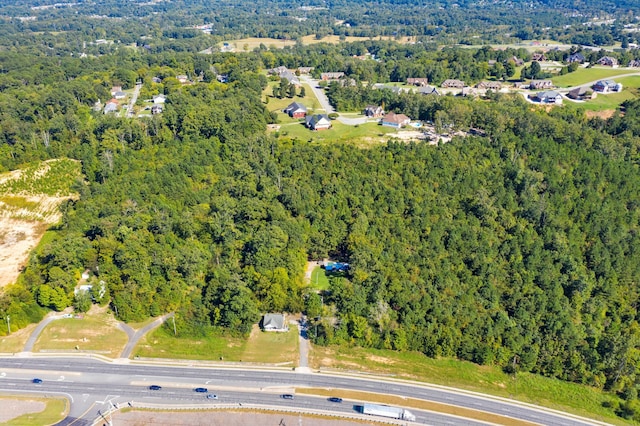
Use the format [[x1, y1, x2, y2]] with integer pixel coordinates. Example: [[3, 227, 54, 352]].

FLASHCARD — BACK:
[[552, 67, 639, 88], [135, 322, 299, 364], [135, 325, 246, 360], [32, 306, 127, 357], [310, 266, 330, 291], [265, 82, 319, 113], [277, 121, 397, 146], [310, 346, 627, 425], [0, 396, 68, 426], [241, 325, 298, 364], [0, 322, 38, 353], [566, 90, 637, 112]]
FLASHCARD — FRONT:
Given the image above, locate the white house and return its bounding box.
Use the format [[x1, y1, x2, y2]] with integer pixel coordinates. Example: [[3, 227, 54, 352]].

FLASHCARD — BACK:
[[262, 313, 288, 332]]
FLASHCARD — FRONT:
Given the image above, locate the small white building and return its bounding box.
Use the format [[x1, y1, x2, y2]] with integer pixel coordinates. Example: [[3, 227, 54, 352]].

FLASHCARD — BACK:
[[262, 313, 288, 332], [153, 94, 166, 104]]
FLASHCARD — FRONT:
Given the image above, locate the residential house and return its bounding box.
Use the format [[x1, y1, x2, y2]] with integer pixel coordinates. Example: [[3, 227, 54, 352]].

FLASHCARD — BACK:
[[216, 74, 229, 83], [462, 87, 478, 97], [262, 313, 288, 332], [381, 112, 411, 128], [297, 67, 314, 74], [284, 102, 307, 118], [510, 56, 524, 66], [113, 91, 127, 100], [487, 60, 497, 67], [176, 75, 189, 83], [279, 70, 300, 86], [592, 80, 622, 93], [320, 72, 345, 81], [476, 81, 502, 91], [568, 53, 585, 63], [305, 114, 332, 130], [529, 80, 554, 90], [406, 77, 429, 87], [512, 81, 528, 89], [597, 56, 618, 67], [151, 104, 164, 114], [567, 87, 592, 100], [152, 94, 166, 104], [532, 53, 547, 62], [268, 65, 289, 75], [534, 90, 563, 104], [364, 105, 384, 118], [93, 100, 102, 112], [418, 85, 440, 96], [152, 76, 162, 84], [441, 79, 465, 88], [110, 85, 122, 96], [629, 60, 640, 68], [104, 100, 118, 114]]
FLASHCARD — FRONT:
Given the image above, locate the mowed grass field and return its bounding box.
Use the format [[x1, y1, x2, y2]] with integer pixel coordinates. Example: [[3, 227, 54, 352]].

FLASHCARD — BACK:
[[0, 396, 68, 426], [222, 35, 415, 51], [310, 266, 330, 291], [135, 324, 299, 364], [33, 306, 127, 357], [276, 120, 397, 146], [310, 346, 627, 425], [552, 67, 639, 88]]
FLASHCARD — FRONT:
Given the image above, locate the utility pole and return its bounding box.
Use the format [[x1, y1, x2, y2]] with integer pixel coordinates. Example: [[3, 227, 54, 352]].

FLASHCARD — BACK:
[[6, 315, 10, 335]]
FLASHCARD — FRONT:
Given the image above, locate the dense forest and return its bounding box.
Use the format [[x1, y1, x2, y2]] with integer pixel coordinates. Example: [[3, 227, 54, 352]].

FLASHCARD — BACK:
[[2, 0, 640, 420], [0, 0, 639, 52]]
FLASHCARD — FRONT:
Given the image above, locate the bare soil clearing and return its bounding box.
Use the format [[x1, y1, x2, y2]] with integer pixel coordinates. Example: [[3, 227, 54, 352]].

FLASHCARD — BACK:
[[0, 159, 81, 288], [0, 399, 46, 422]]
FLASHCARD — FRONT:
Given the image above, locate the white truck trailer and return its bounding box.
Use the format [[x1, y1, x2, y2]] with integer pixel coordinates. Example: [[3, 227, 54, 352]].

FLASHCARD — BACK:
[[362, 403, 416, 421]]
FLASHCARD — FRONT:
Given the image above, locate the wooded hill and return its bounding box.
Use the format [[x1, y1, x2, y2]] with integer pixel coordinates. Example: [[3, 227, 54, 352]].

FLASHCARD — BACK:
[[1, 46, 640, 419]]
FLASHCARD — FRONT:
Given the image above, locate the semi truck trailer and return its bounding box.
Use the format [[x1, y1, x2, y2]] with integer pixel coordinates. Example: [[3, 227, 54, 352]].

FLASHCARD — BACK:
[[361, 403, 416, 421]]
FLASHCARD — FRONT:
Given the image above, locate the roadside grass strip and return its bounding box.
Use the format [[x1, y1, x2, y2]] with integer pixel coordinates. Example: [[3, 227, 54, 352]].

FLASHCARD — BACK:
[[297, 388, 538, 426]]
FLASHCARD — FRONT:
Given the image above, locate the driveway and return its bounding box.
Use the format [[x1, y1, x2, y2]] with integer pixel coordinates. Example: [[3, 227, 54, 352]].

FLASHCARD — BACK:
[[300, 75, 334, 114]]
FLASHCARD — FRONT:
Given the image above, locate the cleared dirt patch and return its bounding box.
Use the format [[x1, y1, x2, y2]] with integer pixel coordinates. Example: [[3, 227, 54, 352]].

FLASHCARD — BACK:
[[585, 109, 616, 119], [0, 399, 46, 422], [0, 159, 81, 288]]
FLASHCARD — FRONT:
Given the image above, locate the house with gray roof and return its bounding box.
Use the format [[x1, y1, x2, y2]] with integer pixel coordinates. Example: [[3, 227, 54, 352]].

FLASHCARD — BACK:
[[262, 313, 288, 332], [284, 102, 307, 118], [534, 90, 563, 105], [593, 80, 622, 93], [306, 114, 332, 131]]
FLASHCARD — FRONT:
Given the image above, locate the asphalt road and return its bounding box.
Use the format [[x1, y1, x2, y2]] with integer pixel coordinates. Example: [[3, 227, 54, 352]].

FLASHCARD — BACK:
[[0, 357, 610, 426]]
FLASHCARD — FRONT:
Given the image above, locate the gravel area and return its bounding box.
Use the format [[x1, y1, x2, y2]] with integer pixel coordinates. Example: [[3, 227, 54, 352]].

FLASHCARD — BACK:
[[0, 399, 46, 422], [111, 410, 380, 426]]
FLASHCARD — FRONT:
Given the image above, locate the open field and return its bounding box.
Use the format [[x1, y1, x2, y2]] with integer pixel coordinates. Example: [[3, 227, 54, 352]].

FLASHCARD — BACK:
[[276, 121, 398, 146], [33, 305, 127, 357], [135, 323, 299, 364], [0, 158, 81, 288], [0, 395, 68, 426], [310, 346, 626, 425], [219, 35, 416, 51], [552, 67, 638, 88]]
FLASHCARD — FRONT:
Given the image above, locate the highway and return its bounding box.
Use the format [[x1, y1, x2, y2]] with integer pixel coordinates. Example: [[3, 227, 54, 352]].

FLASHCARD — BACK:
[[0, 357, 610, 426]]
